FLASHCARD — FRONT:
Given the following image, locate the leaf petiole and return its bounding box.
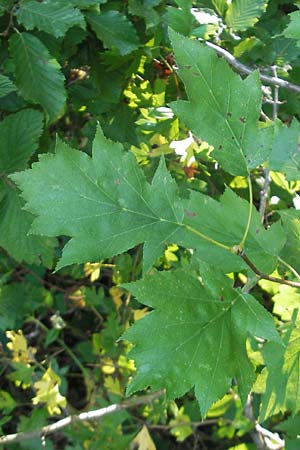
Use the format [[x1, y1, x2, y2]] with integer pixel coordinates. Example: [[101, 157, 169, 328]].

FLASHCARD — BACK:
[[239, 176, 253, 250]]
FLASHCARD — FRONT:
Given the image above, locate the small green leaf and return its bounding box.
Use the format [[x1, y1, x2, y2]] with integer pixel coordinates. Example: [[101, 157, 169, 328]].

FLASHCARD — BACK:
[[169, 30, 270, 176], [211, 0, 227, 16], [0, 74, 16, 98], [269, 119, 300, 181], [258, 320, 300, 420], [279, 210, 300, 274], [0, 109, 43, 174], [9, 32, 66, 122], [16, 1, 85, 38], [225, 0, 268, 32], [123, 267, 280, 416], [87, 10, 140, 55], [0, 187, 56, 266], [283, 11, 300, 41], [0, 390, 17, 414]]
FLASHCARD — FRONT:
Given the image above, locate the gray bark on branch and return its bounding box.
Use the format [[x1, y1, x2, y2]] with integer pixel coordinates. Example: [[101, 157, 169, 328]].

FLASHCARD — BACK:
[[0, 390, 164, 445], [204, 41, 300, 93]]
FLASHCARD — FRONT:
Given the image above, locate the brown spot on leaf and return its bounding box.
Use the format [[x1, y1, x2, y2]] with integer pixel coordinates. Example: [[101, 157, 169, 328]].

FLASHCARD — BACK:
[[227, 112, 232, 118], [219, 295, 224, 302], [184, 209, 197, 217], [239, 117, 246, 123], [114, 178, 121, 185], [218, 145, 223, 150]]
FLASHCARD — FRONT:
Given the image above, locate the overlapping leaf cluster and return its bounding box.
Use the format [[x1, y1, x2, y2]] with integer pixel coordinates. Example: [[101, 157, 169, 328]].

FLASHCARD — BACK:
[[2, 0, 300, 449]]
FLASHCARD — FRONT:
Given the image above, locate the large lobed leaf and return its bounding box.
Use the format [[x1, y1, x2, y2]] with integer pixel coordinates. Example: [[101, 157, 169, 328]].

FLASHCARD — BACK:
[[123, 266, 280, 416], [11, 126, 183, 272], [11, 126, 285, 274], [169, 30, 272, 176], [9, 32, 66, 122]]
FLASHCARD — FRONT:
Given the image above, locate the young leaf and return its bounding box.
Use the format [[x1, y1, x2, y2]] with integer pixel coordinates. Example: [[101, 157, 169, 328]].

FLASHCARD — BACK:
[[16, 1, 85, 38], [9, 32, 66, 122], [87, 10, 140, 55], [122, 267, 280, 416], [269, 119, 300, 181], [169, 30, 271, 176], [32, 367, 66, 415], [225, 0, 268, 32]]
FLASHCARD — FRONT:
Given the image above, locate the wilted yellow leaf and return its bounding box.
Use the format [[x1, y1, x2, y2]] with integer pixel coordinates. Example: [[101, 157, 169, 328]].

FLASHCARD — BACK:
[[101, 357, 115, 375], [104, 376, 122, 395], [6, 330, 36, 364], [32, 367, 66, 415], [131, 425, 156, 450], [84, 262, 102, 282], [133, 308, 149, 321], [109, 286, 123, 311]]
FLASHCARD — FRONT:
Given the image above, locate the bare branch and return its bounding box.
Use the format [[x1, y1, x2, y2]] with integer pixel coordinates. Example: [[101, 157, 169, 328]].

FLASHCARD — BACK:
[[204, 41, 300, 94], [0, 390, 164, 446], [240, 252, 300, 288], [259, 66, 279, 222]]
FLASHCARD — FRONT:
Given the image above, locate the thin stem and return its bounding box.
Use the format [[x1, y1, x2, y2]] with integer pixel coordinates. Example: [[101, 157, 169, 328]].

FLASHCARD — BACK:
[[239, 176, 253, 249], [240, 252, 300, 288], [278, 256, 300, 282], [183, 224, 232, 252], [259, 66, 279, 222], [0, 390, 164, 445], [204, 40, 300, 93], [27, 317, 88, 377]]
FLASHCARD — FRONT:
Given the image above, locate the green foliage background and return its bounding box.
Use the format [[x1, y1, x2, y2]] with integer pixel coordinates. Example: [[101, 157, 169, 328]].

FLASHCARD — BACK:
[[1, 0, 300, 448]]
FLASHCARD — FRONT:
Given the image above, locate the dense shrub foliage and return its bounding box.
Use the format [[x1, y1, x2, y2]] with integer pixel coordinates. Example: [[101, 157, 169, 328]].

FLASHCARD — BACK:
[[1, 0, 300, 448]]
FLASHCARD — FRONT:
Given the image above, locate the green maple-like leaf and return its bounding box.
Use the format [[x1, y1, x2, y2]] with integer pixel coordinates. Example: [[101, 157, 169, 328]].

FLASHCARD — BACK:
[[9, 32, 66, 122], [269, 119, 300, 181], [123, 266, 280, 416], [11, 126, 285, 273], [87, 10, 140, 55], [178, 188, 286, 274], [225, 0, 268, 32], [170, 29, 272, 176], [257, 319, 300, 420], [16, 1, 85, 38], [11, 126, 183, 272]]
